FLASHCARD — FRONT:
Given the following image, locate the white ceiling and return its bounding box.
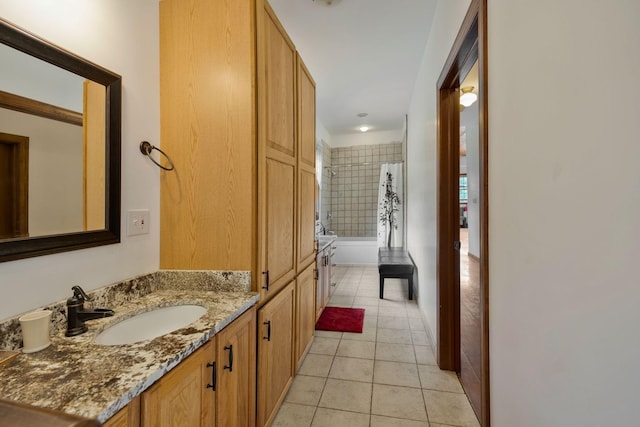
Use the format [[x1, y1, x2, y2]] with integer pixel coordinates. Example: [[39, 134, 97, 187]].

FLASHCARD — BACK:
[[268, 0, 438, 137]]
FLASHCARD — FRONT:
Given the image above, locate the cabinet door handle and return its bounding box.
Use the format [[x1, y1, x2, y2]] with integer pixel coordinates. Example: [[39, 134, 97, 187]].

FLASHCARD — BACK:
[[263, 320, 271, 341], [223, 345, 233, 372], [206, 361, 216, 391], [262, 270, 270, 291]]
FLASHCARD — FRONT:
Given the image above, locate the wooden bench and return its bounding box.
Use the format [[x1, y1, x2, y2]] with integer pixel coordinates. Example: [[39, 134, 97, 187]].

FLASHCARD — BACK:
[[378, 248, 415, 300]]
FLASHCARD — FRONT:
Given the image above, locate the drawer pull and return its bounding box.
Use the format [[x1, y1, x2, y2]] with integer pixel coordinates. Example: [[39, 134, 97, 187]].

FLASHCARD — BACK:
[[263, 320, 271, 341], [262, 271, 270, 291], [224, 345, 233, 372], [206, 361, 216, 391]]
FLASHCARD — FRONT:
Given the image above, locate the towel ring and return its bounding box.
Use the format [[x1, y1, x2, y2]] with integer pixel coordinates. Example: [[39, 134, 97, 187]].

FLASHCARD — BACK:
[[139, 141, 175, 171]]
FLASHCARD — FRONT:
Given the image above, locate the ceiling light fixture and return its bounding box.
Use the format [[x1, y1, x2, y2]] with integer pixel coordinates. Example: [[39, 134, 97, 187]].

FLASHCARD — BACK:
[[460, 86, 478, 107], [359, 126, 369, 132], [357, 112, 368, 118], [312, 0, 342, 6]]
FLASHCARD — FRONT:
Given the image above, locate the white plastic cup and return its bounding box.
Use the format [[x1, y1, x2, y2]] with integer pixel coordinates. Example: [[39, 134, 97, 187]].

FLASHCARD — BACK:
[[19, 310, 52, 353]]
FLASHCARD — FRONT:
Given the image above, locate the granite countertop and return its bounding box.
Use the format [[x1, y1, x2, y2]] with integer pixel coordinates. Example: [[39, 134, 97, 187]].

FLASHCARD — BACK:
[[316, 235, 337, 252], [0, 272, 259, 423]]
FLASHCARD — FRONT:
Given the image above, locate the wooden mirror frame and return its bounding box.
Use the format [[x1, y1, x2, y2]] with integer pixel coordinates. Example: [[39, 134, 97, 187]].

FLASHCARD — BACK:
[[0, 18, 121, 262]]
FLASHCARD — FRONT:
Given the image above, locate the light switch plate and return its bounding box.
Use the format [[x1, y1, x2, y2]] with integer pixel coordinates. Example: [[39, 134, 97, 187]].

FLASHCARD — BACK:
[[127, 209, 150, 236]]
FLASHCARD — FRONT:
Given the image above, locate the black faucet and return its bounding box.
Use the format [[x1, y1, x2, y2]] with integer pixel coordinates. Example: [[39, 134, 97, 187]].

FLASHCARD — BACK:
[[65, 285, 114, 337]]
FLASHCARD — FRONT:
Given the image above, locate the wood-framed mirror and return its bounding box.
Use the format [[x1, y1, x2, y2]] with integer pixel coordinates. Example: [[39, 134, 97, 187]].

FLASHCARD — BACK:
[[0, 18, 121, 262]]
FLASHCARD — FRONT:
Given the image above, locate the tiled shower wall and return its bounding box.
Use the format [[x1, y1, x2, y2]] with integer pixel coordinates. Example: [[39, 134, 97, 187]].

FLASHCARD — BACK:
[[325, 143, 403, 237]]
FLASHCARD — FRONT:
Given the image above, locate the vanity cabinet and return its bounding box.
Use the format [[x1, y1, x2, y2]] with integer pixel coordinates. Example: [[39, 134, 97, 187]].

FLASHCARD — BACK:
[[257, 281, 295, 427], [141, 339, 216, 427], [316, 244, 335, 320], [103, 308, 256, 427], [103, 397, 140, 427], [215, 308, 256, 427], [295, 262, 316, 370]]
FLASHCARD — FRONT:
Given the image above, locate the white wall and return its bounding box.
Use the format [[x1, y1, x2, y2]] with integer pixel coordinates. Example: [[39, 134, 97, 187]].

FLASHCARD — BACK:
[[330, 129, 402, 148], [0, 109, 84, 236], [489, 1, 640, 425], [406, 0, 471, 352], [0, 0, 160, 320]]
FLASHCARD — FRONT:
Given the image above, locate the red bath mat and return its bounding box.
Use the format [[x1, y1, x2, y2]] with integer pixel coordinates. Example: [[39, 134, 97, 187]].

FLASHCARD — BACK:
[[315, 307, 365, 333]]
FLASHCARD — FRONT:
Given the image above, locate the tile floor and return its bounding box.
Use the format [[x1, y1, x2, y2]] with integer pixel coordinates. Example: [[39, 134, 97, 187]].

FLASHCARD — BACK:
[[272, 265, 480, 427]]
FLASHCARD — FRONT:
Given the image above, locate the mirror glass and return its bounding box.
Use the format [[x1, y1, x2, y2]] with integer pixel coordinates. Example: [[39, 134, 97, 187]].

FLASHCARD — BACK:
[[0, 18, 121, 262]]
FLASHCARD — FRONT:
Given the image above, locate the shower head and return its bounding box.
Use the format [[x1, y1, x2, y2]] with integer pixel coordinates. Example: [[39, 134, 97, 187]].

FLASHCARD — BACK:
[[330, 169, 337, 177]]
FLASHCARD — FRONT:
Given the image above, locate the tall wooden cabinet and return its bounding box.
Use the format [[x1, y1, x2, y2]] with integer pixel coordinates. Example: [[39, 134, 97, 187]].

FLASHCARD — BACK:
[[257, 1, 298, 302], [160, 0, 316, 426]]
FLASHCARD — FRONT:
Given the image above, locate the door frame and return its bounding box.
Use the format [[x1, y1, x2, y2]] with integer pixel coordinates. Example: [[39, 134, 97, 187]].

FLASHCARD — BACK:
[[436, 0, 489, 425], [0, 132, 29, 238]]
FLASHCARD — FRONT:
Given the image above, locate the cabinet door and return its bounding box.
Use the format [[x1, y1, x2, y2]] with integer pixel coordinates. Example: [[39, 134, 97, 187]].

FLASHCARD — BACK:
[[296, 54, 317, 272], [316, 251, 324, 320], [216, 307, 256, 427], [103, 396, 140, 427], [257, 281, 295, 427], [141, 339, 216, 427], [296, 262, 316, 369], [159, 0, 255, 271], [263, 157, 296, 299], [263, 2, 296, 159]]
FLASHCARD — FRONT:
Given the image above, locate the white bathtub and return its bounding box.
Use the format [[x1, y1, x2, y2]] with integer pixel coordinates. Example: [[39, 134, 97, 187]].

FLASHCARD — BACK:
[[332, 237, 378, 265]]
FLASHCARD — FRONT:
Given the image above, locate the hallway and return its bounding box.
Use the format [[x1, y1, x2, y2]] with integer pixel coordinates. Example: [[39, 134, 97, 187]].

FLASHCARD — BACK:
[[272, 265, 479, 426]]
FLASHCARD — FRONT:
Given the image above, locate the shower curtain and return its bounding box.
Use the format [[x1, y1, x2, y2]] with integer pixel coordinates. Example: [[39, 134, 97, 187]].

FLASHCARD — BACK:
[[377, 163, 404, 248]]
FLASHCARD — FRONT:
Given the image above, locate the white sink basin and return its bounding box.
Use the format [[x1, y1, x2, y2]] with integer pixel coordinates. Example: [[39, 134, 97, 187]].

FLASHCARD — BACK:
[[94, 305, 208, 345]]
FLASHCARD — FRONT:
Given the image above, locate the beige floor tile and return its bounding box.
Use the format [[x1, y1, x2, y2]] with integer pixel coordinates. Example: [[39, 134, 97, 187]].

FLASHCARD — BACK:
[[333, 287, 357, 296], [318, 379, 372, 413], [329, 356, 374, 382], [353, 296, 380, 306], [343, 325, 377, 342], [377, 328, 412, 344], [379, 298, 408, 308], [370, 415, 430, 427], [411, 331, 430, 346], [356, 288, 380, 297], [373, 360, 421, 388], [271, 402, 316, 427], [378, 315, 410, 330], [376, 343, 416, 363], [363, 317, 378, 328], [311, 408, 370, 427], [328, 295, 355, 307], [371, 384, 428, 421], [408, 317, 426, 332], [405, 304, 423, 318], [309, 337, 340, 356], [356, 304, 379, 315], [285, 375, 327, 406], [423, 390, 480, 427], [336, 339, 376, 359], [418, 365, 463, 393], [298, 354, 334, 377], [314, 330, 343, 339], [414, 346, 437, 366]]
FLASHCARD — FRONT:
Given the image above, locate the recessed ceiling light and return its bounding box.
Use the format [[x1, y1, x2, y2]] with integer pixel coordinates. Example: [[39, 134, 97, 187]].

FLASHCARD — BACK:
[[312, 0, 342, 6], [359, 126, 369, 132]]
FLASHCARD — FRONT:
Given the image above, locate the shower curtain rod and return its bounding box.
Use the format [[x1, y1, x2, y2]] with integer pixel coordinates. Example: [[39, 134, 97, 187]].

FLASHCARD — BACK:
[[324, 160, 404, 169]]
